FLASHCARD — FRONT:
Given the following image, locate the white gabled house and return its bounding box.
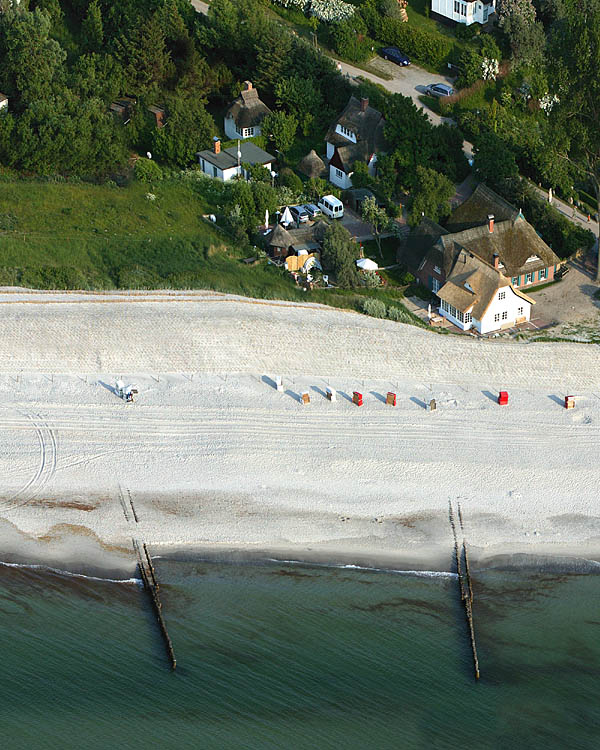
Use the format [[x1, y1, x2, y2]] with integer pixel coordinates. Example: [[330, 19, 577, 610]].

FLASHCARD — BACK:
[[437, 249, 534, 335], [431, 0, 496, 26], [325, 96, 386, 189], [196, 138, 274, 182]]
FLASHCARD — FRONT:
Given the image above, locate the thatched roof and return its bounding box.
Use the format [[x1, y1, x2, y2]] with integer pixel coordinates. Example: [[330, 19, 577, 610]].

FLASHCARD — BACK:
[[298, 149, 326, 179], [446, 183, 518, 234], [439, 218, 560, 277], [326, 96, 387, 170], [225, 83, 271, 129], [267, 223, 295, 249], [438, 250, 534, 321]]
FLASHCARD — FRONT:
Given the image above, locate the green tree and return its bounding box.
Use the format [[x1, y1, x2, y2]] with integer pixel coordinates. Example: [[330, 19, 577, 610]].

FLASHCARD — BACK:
[[255, 22, 292, 90], [151, 94, 215, 166], [275, 76, 322, 136], [321, 222, 359, 288], [408, 166, 454, 226], [474, 132, 519, 191], [263, 111, 298, 156], [82, 0, 104, 53], [361, 196, 392, 258]]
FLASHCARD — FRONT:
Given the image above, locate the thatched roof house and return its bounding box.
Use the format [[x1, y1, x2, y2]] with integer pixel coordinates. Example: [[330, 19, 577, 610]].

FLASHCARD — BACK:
[[298, 149, 326, 179], [224, 81, 271, 140]]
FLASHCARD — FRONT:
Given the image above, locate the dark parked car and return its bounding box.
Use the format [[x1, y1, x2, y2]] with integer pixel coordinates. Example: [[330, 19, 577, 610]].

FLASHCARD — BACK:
[[426, 83, 455, 98], [380, 46, 410, 66]]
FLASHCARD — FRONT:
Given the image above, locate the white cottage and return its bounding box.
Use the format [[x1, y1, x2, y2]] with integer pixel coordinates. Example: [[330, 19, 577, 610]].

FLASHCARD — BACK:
[[196, 138, 274, 182], [431, 0, 496, 26], [437, 249, 534, 334], [224, 81, 271, 141], [325, 96, 386, 189]]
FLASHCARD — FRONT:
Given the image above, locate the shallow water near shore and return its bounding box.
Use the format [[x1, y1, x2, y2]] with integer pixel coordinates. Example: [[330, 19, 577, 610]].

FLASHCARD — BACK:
[[0, 558, 598, 749]]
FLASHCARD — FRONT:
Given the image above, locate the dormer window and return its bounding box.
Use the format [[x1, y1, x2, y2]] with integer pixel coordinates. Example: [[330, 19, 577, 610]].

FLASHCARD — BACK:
[[526, 255, 540, 263], [464, 281, 474, 292], [336, 123, 356, 142]]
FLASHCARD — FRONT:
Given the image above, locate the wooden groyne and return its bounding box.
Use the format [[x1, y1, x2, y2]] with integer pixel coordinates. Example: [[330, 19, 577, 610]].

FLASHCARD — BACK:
[[134, 538, 177, 670], [449, 501, 480, 680]]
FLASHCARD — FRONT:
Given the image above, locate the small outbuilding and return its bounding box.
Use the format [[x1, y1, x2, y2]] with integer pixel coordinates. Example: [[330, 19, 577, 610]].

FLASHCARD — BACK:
[[298, 149, 327, 179], [224, 81, 271, 141]]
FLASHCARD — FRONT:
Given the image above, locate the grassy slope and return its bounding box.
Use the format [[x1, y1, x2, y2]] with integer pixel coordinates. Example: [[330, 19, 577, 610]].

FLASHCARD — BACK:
[[0, 177, 424, 324]]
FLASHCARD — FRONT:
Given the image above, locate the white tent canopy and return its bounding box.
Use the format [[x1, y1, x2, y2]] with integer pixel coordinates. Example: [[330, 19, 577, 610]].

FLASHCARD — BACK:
[[356, 258, 379, 271], [280, 206, 294, 226]]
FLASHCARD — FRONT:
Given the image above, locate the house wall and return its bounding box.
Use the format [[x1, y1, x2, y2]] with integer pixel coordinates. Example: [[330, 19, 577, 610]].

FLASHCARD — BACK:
[[224, 117, 261, 140], [417, 258, 445, 293], [431, 0, 493, 23], [438, 300, 473, 331], [367, 153, 377, 177], [510, 264, 555, 288], [479, 287, 531, 334], [326, 142, 335, 161], [329, 164, 353, 190]]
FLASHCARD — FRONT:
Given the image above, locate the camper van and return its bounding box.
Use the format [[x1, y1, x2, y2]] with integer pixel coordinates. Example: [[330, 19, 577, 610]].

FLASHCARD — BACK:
[[318, 195, 344, 219]]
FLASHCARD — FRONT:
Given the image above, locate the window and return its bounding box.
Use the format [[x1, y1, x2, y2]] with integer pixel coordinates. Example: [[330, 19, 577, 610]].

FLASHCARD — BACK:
[[526, 255, 540, 263], [494, 313, 500, 323], [335, 168, 344, 179], [338, 125, 354, 139], [525, 272, 533, 284], [502, 311, 508, 320], [212, 165, 218, 178], [201, 158, 206, 173], [517, 306, 524, 316], [454, 0, 460, 11], [539, 268, 548, 280], [498, 291, 506, 300], [432, 278, 440, 293], [434, 265, 441, 275], [243, 127, 255, 138], [512, 276, 519, 286], [460, 2, 467, 15], [465, 312, 472, 324]]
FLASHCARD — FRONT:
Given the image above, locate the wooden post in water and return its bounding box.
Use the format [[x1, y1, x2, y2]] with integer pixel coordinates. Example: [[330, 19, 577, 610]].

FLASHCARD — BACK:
[[449, 501, 480, 680], [134, 538, 177, 670]]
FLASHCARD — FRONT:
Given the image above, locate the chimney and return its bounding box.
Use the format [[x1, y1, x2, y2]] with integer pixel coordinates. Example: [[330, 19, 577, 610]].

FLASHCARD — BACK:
[[244, 81, 253, 91], [213, 136, 221, 155], [360, 97, 369, 112], [493, 253, 499, 269], [488, 214, 495, 233]]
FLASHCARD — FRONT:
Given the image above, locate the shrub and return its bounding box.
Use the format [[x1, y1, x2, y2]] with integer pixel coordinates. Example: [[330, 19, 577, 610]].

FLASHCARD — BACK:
[[361, 298, 387, 317], [387, 305, 412, 322], [135, 157, 163, 183], [279, 167, 304, 194]]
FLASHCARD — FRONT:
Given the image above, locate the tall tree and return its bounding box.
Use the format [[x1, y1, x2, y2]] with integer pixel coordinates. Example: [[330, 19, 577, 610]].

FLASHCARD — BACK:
[[82, 0, 104, 53], [408, 167, 454, 227], [550, 0, 600, 275]]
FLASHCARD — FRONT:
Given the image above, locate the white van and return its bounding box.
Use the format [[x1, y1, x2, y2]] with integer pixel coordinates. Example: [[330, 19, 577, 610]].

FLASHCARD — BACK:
[[318, 194, 344, 219]]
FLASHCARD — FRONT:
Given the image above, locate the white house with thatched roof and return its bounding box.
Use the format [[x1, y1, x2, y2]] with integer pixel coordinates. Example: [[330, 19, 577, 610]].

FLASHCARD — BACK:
[[437, 249, 534, 334], [224, 81, 271, 140]]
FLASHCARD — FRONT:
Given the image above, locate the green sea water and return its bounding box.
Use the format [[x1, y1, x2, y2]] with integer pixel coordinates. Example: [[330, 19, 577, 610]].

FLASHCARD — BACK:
[[0, 558, 598, 749]]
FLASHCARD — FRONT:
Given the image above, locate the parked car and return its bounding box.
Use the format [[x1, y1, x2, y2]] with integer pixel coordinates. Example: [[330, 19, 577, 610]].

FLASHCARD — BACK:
[[555, 265, 570, 280], [303, 203, 322, 220], [426, 83, 455, 98], [380, 46, 410, 66], [290, 205, 309, 224]]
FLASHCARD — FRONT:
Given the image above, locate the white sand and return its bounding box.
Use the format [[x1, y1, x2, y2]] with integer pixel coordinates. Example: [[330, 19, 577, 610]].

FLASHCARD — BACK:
[[0, 290, 598, 573]]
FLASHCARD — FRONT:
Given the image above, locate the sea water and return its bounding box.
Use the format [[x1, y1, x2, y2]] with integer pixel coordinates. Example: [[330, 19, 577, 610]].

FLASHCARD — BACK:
[[0, 558, 598, 749]]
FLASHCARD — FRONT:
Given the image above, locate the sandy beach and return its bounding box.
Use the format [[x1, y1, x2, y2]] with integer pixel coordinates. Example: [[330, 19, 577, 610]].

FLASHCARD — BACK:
[[0, 289, 599, 575]]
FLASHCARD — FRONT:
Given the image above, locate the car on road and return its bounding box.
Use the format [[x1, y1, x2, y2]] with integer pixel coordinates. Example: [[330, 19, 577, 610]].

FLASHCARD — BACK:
[[380, 46, 410, 66], [426, 83, 455, 98], [290, 205, 309, 224], [303, 203, 322, 220]]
